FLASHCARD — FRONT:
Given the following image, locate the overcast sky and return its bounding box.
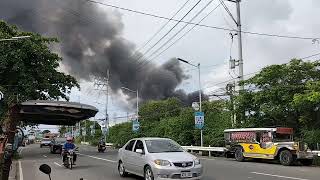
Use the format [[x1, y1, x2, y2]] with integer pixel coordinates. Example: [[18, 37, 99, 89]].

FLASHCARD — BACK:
[[10, 0, 320, 131]]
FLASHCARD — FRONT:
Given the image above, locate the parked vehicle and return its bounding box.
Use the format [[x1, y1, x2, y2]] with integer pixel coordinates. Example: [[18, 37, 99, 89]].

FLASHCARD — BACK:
[[40, 138, 52, 148], [224, 127, 315, 166], [50, 137, 65, 154], [118, 137, 203, 180]]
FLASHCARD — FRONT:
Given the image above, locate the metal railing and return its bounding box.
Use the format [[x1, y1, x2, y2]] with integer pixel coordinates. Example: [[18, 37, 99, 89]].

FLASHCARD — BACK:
[[182, 146, 227, 157]]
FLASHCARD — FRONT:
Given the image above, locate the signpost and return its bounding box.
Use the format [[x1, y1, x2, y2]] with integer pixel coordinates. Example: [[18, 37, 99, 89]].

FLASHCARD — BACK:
[[102, 127, 108, 136], [192, 102, 200, 111], [195, 112, 204, 129], [132, 119, 140, 132], [90, 125, 95, 135], [0, 91, 3, 101], [81, 127, 86, 136]]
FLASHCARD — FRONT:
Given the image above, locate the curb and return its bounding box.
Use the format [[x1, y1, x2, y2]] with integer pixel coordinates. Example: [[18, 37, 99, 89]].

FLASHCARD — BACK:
[[8, 161, 18, 180]]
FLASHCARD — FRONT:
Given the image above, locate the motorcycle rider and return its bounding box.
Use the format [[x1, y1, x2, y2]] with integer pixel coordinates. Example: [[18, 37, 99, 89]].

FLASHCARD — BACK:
[[62, 136, 77, 164], [98, 138, 105, 150]]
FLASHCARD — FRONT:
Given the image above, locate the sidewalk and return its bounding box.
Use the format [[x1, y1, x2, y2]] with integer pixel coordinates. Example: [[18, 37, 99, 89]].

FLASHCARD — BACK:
[[9, 161, 18, 180]]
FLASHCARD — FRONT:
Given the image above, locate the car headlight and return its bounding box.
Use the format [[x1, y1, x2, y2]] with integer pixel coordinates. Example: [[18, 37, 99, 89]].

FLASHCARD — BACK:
[[194, 158, 201, 165], [154, 159, 171, 166]]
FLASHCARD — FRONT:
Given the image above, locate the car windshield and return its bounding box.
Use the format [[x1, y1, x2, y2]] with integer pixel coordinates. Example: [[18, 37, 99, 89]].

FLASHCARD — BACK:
[[274, 133, 293, 142], [55, 138, 65, 143], [145, 139, 184, 153], [42, 138, 50, 141]]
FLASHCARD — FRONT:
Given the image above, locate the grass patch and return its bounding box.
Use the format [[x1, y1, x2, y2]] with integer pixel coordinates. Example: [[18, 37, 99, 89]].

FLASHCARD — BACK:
[[313, 156, 320, 166], [13, 152, 22, 160]]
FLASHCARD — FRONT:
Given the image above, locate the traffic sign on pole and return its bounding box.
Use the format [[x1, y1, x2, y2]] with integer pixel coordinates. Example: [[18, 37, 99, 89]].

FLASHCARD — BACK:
[[0, 91, 3, 101], [192, 102, 200, 111], [132, 119, 140, 132], [195, 112, 204, 129]]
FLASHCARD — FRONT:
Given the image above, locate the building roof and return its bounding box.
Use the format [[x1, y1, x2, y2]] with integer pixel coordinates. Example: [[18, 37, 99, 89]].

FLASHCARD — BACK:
[[19, 100, 98, 125], [224, 128, 277, 132]]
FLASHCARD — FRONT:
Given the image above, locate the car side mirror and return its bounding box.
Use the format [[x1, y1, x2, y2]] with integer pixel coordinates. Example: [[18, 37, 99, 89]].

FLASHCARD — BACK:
[[136, 149, 144, 154], [39, 164, 52, 180]]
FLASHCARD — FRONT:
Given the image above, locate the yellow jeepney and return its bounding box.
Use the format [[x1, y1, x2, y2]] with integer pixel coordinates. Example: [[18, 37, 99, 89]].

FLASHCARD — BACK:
[[224, 127, 314, 166]]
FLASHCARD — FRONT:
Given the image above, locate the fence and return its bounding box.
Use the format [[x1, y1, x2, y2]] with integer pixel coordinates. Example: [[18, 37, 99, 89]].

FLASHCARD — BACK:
[[182, 146, 227, 157]]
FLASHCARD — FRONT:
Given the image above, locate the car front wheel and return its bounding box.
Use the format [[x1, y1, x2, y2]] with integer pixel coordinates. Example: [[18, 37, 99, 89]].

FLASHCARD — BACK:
[[144, 166, 154, 180], [279, 150, 294, 166], [235, 147, 245, 162], [118, 161, 128, 177]]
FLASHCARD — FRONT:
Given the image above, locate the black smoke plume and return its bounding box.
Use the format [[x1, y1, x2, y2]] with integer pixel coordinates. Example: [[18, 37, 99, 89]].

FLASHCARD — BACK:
[[0, 0, 206, 107]]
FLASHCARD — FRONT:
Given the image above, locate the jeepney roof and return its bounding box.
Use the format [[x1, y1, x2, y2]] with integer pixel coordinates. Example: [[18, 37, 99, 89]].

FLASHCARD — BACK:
[[224, 128, 277, 132]]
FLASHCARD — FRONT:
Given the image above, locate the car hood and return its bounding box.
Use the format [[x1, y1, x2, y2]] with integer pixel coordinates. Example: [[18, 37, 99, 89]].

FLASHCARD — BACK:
[[148, 151, 196, 162]]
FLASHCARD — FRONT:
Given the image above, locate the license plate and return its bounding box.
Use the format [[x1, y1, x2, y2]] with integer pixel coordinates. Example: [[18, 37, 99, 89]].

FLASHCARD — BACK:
[[181, 172, 193, 178]]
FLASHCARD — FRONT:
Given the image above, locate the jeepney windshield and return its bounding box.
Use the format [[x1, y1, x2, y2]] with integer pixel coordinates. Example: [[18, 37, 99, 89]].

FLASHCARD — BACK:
[[273, 133, 293, 142]]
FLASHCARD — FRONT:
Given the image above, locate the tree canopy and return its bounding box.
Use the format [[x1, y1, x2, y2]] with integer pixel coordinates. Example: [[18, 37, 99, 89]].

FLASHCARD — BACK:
[[235, 59, 320, 136], [0, 21, 79, 123]]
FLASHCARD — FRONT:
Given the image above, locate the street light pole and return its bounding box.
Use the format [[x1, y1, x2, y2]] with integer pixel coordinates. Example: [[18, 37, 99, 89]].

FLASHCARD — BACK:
[[121, 87, 139, 121], [177, 58, 203, 146], [136, 89, 139, 121], [197, 63, 203, 147]]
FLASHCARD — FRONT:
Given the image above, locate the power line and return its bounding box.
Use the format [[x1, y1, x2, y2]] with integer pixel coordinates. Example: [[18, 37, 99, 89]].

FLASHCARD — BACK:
[[145, 2, 223, 64], [134, 0, 203, 64], [218, 0, 237, 25], [203, 51, 320, 90], [85, 0, 319, 40], [137, 0, 217, 70], [132, 0, 192, 56]]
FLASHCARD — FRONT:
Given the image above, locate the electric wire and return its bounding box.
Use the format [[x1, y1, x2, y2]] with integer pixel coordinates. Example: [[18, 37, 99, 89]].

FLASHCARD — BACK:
[[137, 1, 222, 71], [137, 0, 218, 70], [134, 0, 203, 64], [132, 0, 192, 57], [85, 0, 319, 40]]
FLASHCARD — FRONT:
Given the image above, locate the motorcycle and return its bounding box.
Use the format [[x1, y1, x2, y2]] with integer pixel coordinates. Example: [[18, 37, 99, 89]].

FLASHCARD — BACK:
[[97, 142, 106, 153], [62, 147, 78, 169]]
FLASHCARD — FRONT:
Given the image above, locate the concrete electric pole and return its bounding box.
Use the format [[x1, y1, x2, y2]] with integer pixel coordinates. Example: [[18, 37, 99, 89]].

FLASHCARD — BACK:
[[226, 0, 244, 90]]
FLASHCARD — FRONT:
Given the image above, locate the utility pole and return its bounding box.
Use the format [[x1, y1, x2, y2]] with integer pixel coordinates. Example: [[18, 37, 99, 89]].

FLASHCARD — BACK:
[[198, 63, 203, 147], [105, 70, 110, 142], [236, 0, 244, 90], [94, 70, 110, 142], [226, 0, 243, 90], [225, 0, 243, 126]]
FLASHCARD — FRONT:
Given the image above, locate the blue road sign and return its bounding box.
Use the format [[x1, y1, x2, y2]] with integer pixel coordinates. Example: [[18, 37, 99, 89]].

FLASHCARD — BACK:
[[132, 119, 140, 132], [195, 111, 204, 129]]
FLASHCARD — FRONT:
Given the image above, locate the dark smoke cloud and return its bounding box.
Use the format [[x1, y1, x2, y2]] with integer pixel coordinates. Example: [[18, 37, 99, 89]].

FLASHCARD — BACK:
[[0, 0, 203, 107]]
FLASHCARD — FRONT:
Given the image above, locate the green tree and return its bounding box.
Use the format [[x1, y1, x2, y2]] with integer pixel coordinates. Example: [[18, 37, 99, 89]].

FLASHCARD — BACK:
[[0, 20, 79, 123], [139, 97, 182, 122], [107, 98, 232, 147], [235, 59, 320, 132]]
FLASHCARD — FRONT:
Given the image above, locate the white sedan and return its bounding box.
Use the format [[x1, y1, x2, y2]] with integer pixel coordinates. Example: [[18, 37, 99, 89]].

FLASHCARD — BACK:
[[118, 137, 203, 180]]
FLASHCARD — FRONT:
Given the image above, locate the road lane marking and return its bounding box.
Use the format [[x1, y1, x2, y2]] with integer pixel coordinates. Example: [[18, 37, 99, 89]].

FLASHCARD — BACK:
[[251, 172, 310, 180], [54, 162, 62, 167], [78, 153, 117, 163], [19, 161, 23, 180], [199, 157, 216, 161]]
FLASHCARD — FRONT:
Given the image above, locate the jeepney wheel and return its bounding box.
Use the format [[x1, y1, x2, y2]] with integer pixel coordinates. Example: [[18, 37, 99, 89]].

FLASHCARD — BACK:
[[299, 159, 313, 166], [235, 147, 245, 162], [279, 150, 293, 166]]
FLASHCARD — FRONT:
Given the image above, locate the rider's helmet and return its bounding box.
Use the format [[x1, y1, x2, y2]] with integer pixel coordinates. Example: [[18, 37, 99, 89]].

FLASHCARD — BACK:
[[66, 136, 73, 142]]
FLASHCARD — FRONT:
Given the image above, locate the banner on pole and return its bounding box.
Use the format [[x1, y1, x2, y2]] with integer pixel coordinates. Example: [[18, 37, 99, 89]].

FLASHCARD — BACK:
[[195, 112, 204, 129], [132, 119, 140, 132]]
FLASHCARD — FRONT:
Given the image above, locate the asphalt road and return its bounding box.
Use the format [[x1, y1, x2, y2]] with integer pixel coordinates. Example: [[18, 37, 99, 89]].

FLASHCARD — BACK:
[[19, 144, 319, 180]]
